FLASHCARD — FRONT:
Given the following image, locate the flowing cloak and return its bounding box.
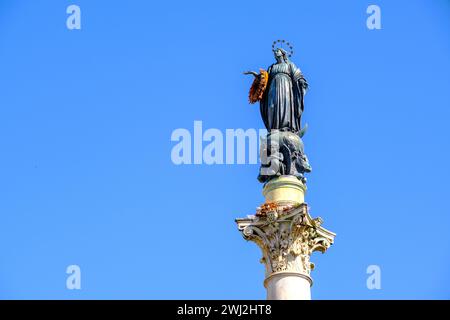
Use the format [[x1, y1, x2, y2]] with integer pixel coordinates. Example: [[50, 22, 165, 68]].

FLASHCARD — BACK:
[[260, 61, 308, 133]]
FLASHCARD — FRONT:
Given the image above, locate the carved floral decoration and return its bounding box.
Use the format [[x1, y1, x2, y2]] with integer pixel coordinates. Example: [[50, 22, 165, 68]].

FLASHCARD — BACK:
[[238, 203, 335, 279]]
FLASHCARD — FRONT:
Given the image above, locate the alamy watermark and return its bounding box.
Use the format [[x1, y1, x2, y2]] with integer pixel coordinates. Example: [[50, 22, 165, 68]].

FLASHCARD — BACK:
[[66, 5, 81, 30], [366, 264, 381, 290], [366, 5, 381, 30], [66, 264, 81, 290], [171, 121, 267, 165]]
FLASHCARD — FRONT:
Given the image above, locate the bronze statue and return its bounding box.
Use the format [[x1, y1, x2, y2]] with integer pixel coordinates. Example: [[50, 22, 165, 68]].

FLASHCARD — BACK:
[[245, 41, 311, 183]]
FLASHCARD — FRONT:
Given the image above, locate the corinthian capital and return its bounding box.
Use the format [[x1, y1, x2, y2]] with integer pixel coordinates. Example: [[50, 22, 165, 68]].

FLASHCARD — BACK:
[[236, 203, 335, 285]]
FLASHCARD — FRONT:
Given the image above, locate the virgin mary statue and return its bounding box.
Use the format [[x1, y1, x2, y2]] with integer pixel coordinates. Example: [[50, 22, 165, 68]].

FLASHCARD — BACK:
[[245, 47, 308, 134]]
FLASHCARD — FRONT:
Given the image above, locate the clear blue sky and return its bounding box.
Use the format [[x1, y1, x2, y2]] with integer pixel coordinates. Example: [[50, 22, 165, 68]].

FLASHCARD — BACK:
[[0, 0, 449, 299]]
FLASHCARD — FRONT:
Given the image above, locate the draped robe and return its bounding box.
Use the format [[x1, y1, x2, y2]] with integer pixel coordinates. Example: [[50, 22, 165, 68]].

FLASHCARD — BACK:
[[260, 61, 308, 133]]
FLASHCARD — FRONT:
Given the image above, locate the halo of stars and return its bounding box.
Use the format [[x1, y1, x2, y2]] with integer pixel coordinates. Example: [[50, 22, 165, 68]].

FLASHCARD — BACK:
[[272, 40, 294, 58]]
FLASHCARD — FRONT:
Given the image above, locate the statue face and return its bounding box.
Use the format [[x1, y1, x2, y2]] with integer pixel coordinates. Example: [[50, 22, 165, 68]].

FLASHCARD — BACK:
[[274, 49, 283, 58]]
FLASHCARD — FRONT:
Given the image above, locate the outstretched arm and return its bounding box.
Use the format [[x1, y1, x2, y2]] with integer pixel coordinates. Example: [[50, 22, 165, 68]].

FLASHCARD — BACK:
[[243, 71, 259, 77]]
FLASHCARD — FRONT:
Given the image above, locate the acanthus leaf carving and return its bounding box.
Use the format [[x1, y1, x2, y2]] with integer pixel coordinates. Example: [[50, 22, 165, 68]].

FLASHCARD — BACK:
[[236, 203, 335, 279]]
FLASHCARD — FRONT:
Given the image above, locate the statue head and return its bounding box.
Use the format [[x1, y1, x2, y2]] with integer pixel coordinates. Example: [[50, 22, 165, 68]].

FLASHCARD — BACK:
[[274, 48, 289, 63]]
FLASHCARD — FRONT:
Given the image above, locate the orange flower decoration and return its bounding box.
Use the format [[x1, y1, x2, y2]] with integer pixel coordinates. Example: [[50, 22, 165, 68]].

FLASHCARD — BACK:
[[248, 69, 268, 104]]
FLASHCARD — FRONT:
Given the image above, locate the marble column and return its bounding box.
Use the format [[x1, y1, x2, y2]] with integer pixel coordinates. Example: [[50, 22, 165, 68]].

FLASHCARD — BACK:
[[236, 176, 335, 300]]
